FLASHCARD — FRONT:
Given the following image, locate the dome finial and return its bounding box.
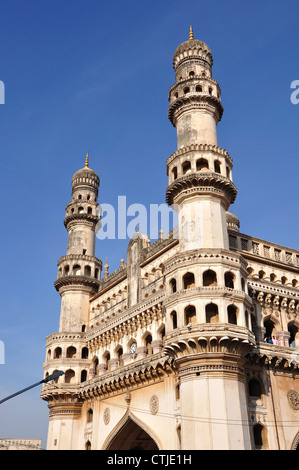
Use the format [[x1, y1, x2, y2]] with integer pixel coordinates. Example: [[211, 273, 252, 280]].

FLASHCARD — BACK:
[[189, 25, 194, 40], [85, 152, 89, 168]]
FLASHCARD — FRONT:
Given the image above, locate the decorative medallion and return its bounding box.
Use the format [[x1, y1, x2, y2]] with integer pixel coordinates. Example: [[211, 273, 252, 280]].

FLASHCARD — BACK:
[[149, 395, 159, 415], [287, 389, 299, 410], [103, 407, 110, 425]]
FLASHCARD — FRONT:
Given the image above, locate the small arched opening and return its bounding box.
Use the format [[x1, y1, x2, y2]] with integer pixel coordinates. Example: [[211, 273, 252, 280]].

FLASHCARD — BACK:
[[185, 305, 196, 326], [206, 303, 219, 323], [203, 270, 217, 287], [183, 272, 195, 289], [227, 305, 238, 325]]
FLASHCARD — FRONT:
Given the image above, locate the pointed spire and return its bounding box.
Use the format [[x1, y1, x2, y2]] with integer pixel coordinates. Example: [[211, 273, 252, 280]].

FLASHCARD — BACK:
[[189, 25, 194, 40], [85, 152, 89, 168], [104, 258, 109, 279]]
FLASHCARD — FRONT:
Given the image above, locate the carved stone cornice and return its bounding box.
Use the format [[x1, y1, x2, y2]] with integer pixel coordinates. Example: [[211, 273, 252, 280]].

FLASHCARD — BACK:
[[163, 248, 248, 274], [168, 93, 224, 126], [79, 352, 174, 400], [87, 297, 164, 345], [164, 324, 255, 361], [64, 213, 99, 229], [54, 275, 100, 293], [166, 172, 237, 206], [166, 143, 232, 167], [247, 343, 299, 372], [164, 286, 252, 309]]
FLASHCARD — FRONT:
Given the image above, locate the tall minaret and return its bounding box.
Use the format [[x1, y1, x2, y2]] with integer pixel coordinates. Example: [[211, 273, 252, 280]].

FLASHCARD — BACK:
[[54, 154, 102, 332], [42, 155, 102, 450], [164, 29, 255, 450], [166, 26, 237, 251]]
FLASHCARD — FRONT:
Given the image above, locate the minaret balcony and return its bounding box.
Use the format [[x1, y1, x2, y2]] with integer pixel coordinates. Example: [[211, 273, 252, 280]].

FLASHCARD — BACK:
[[168, 92, 224, 126], [166, 171, 237, 207], [164, 323, 256, 363], [54, 274, 101, 293]]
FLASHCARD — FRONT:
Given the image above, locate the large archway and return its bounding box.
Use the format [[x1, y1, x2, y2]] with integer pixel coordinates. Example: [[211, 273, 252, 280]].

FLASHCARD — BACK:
[[106, 417, 159, 450]]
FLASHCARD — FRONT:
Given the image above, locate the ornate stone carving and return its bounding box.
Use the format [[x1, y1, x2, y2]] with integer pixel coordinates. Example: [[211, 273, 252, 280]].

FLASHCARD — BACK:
[[103, 407, 110, 425], [287, 389, 299, 410], [149, 395, 159, 415]]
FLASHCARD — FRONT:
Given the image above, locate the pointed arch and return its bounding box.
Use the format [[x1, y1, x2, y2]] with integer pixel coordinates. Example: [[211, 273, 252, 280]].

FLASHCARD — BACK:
[[291, 431, 299, 450], [102, 410, 162, 450]]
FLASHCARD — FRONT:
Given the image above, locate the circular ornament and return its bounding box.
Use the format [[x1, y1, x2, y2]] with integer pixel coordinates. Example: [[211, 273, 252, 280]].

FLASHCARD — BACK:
[[287, 389, 299, 410], [103, 407, 110, 425], [149, 395, 159, 415]]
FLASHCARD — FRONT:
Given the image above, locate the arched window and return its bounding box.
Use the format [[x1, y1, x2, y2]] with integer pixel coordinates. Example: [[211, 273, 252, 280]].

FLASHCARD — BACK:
[[92, 357, 99, 376], [196, 85, 202, 92], [182, 161, 191, 175], [87, 408, 93, 423], [170, 278, 177, 293], [288, 323, 298, 348], [116, 346, 124, 366], [185, 305, 196, 326], [78, 206, 84, 214], [264, 319, 275, 340], [253, 423, 268, 449], [248, 378, 262, 398], [73, 264, 81, 275], [87, 207, 92, 214], [270, 273, 276, 282], [54, 347, 62, 359], [196, 158, 209, 171], [209, 87, 213, 95], [203, 270, 217, 287], [171, 310, 177, 329], [206, 303, 219, 323], [189, 71, 195, 77], [82, 347, 88, 359], [85, 441, 91, 450], [65, 369, 76, 384], [103, 351, 111, 371], [64, 265, 69, 276], [66, 346, 76, 358], [259, 270, 266, 279], [84, 265, 91, 276], [145, 333, 153, 355], [183, 87, 190, 94], [172, 167, 178, 181], [214, 160, 221, 173], [81, 370, 87, 382], [227, 305, 237, 325], [225, 272, 234, 289], [183, 272, 195, 289]]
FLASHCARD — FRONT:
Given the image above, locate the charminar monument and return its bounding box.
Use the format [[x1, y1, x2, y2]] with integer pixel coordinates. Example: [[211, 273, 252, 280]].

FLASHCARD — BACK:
[[41, 28, 299, 450]]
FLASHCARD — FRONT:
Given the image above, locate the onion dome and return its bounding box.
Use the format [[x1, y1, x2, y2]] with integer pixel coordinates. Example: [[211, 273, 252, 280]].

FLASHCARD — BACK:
[[72, 153, 100, 193], [225, 211, 240, 232], [173, 26, 213, 69]]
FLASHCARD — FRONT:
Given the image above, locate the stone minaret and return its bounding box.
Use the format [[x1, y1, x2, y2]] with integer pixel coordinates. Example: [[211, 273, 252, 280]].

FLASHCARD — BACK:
[[164, 28, 255, 450], [166, 26, 237, 252], [55, 153, 102, 332], [42, 155, 102, 449]]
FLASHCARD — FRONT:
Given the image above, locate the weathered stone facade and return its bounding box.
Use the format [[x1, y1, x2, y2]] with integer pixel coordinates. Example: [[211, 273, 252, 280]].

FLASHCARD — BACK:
[[41, 28, 299, 450]]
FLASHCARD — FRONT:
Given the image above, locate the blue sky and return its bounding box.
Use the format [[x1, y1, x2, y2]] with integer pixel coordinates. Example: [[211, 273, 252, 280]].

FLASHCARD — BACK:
[[0, 0, 298, 448]]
